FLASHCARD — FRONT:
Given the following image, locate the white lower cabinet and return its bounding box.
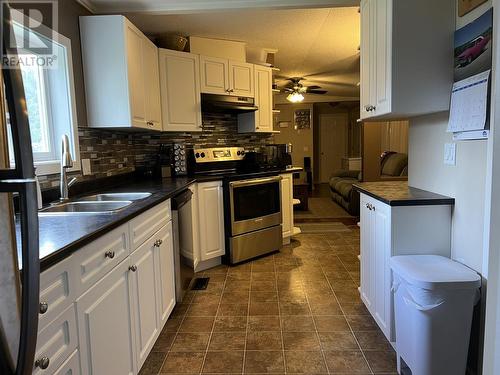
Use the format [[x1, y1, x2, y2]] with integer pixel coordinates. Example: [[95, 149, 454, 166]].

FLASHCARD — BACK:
[[280, 174, 294, 242], [76, 258, 136, 375], [156, 222, 176, 326], [359, 192, 453, 342], [53, 350, 80, 375], [34, 305, 78, 375], [197, 181, 225, 261], [129, 235, 161, 369]]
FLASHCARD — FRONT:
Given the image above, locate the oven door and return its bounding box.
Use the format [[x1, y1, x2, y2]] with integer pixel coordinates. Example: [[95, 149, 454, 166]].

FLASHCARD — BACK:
[[229, 176, 282, 236]]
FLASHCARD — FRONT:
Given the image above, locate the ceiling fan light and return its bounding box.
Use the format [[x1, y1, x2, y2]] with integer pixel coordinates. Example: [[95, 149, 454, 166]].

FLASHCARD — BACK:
[[287, 92, 304, 103]]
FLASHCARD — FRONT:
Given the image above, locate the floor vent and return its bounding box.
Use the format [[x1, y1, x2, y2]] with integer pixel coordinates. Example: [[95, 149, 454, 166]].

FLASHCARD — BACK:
[[191, 277, 210, 290]]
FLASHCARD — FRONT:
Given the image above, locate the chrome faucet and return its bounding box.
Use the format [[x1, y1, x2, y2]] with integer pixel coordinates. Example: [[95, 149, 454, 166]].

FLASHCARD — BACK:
[[60, 134, 77, 202]]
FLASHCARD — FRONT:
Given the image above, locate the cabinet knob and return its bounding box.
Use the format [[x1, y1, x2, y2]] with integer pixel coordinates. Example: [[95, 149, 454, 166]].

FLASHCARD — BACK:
[[105, 250, 115, 259], [39, 302, 48, 314], [364, 105, 376, 112], [129, 265, 137, 272], [35, 356, 50, 370], [154, 239, 163, 247], [147, 121, 154, 126]]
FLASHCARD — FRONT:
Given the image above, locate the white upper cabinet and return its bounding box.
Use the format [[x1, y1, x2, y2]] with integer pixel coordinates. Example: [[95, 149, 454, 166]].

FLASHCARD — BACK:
[[200, 55, 230, 95], [238, 65, 273, 133], [159, 49, 202, 132], [360, 0, 454, 120], [197, 181, 225, 261], [229, 61, 255, 97], [80, 15, 162, 131], [200, 56, 254, 97]]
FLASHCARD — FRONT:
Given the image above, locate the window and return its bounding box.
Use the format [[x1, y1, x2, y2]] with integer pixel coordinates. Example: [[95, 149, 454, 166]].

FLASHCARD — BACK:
[[7, 17, 80, 175]]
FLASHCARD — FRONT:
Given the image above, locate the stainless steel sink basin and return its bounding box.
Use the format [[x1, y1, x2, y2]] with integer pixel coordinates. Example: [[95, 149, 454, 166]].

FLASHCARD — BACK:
[[39, 201, 132, 216], [77, 192, 152, 202]]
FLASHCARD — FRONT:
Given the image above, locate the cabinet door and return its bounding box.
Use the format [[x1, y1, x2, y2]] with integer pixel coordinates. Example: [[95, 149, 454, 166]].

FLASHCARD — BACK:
[[155, 222, 176, 326], [77, 259, 136, 375], [360, 195, 375, 313], [254, 65, 273, 132], [125, 23, 147, 128], [130, 237, 160, 369], [229, 61, 254, 97], [197, 181, 225, 261], [160, 49, 202, 132], [360, 0, 375, 119], [53, 349, 80, 375], [280, 174, 293, 239], [372, 201, 392, 340], [373, 0, 392, 117], [200, 55, 229, 94], [143, 39, 162, 131]]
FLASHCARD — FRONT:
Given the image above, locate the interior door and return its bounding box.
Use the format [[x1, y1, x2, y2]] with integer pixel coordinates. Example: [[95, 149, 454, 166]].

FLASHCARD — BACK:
[[319, 114, 348, 183]]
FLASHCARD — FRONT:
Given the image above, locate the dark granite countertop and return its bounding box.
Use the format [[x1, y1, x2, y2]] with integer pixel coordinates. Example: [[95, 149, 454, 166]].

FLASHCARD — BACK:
[[353, 181, 455, 207], [17, 166, 303, 272]]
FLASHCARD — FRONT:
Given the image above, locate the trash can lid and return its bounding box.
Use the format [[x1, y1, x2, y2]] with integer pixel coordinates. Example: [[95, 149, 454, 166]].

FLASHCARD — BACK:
[[390, 255, 481, 290]]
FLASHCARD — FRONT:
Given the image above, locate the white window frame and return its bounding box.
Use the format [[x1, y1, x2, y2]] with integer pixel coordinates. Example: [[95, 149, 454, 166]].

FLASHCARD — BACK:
[[9, 16, 80, 176]]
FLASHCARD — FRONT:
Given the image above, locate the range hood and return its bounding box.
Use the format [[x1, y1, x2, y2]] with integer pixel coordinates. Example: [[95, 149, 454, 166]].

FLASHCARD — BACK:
[[201, 94, 258, 113]]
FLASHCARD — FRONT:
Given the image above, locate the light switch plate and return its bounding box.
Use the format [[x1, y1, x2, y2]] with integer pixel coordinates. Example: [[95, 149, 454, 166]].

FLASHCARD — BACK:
[[444, 143, 456, 166], [82, 158, 92, 175]]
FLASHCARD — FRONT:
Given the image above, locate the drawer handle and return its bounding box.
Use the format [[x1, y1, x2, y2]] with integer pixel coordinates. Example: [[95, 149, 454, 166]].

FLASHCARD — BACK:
[[105, 251, 115, 259], [39, 302, 48, 314], [154, 239, 163, 247], [129, 265, 137, 272], [35, 356, 50, 370]]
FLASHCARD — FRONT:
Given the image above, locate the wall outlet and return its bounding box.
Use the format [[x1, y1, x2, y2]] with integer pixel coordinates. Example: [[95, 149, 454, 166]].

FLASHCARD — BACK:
[[444, 143, 456, 166], [82, 158, 92, 175]]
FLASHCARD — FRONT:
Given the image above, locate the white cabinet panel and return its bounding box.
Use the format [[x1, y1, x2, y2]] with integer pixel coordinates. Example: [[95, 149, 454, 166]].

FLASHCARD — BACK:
[[200, 55, 229, 95], [53, 349, 80, 375], [34, 304, 78, 375], [125, 23, 147, 128], [130, 234, 160, 368], [143, 39, 162, 131], [155, 222, 176, 326], [160, 49, 202, 132], [254, 65, 273, 132], [197, 181, 225, 261], [77, 259, 136, 375], [229, 61, 254, 97], [39, 256, 76, 331], [73, 223, 129, 295], [280, 174, 293, 240], [130, 200, 171, 250]]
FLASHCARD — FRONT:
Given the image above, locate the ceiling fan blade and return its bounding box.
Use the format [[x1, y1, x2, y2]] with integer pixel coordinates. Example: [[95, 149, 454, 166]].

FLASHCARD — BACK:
[[306, 85, 322, 90], [307, 90, 328, 95]]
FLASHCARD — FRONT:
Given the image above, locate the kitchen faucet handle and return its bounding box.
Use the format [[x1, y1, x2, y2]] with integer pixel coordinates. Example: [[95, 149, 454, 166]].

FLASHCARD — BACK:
[[68, 177, 78, 188]]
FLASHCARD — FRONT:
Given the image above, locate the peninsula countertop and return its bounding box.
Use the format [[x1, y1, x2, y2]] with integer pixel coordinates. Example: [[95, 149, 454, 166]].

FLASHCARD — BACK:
[[353, 181, 455, 207]]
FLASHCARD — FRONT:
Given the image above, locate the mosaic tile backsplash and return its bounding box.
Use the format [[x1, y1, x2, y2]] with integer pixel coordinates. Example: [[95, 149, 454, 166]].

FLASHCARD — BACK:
[[38, 112, 274, 190]]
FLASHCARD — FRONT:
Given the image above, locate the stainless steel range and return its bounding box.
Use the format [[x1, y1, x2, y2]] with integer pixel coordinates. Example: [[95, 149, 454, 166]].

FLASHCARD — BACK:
[[189, 146, 283, 264]]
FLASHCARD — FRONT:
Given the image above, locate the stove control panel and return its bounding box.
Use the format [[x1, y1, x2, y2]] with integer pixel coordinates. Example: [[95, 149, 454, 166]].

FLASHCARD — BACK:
[[193, 147, 246, 163]]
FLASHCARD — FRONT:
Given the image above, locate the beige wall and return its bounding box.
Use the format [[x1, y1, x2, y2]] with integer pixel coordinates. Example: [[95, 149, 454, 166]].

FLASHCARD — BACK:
[[273, 103, 314, 174]]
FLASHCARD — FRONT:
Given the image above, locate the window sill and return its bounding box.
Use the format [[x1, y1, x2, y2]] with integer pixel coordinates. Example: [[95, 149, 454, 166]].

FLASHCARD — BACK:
[[35, 159, 81, 176]]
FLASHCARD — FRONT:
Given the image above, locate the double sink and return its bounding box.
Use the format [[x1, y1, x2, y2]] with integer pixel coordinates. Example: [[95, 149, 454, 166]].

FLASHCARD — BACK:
[[39, 192, 152, 216]]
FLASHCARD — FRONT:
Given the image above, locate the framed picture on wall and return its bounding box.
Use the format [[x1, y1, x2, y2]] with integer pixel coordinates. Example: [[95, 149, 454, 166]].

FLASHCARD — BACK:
[[458, 0, 488, 17], [294, 109, 311, 129]]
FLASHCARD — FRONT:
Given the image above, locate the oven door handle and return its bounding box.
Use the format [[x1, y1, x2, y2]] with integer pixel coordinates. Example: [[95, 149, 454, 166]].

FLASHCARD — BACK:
[[229, 176, 282, 188]]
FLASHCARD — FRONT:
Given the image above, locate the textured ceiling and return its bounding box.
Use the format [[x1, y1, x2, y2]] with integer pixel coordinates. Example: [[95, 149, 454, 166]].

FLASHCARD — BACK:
[[127, 7, 360, 100]]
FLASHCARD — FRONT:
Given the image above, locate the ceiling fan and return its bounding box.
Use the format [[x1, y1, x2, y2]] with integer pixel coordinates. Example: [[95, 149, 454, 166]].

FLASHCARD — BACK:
[[280, 77, 327, 103]]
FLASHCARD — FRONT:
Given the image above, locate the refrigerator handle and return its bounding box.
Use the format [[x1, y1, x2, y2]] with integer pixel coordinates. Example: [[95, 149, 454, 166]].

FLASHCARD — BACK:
[[0, 4, 40, 375]]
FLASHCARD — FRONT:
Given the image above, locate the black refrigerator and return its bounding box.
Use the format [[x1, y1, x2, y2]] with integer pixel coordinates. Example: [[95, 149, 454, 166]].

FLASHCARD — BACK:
[[0, 4, 41, 375]]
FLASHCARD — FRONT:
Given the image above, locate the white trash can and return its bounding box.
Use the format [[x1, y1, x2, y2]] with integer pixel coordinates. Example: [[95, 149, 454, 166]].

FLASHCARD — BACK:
[[390, 255, 481, 375]]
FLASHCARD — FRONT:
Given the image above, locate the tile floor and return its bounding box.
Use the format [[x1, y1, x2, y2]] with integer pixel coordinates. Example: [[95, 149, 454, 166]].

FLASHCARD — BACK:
[[140, 227, 397, 375]]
